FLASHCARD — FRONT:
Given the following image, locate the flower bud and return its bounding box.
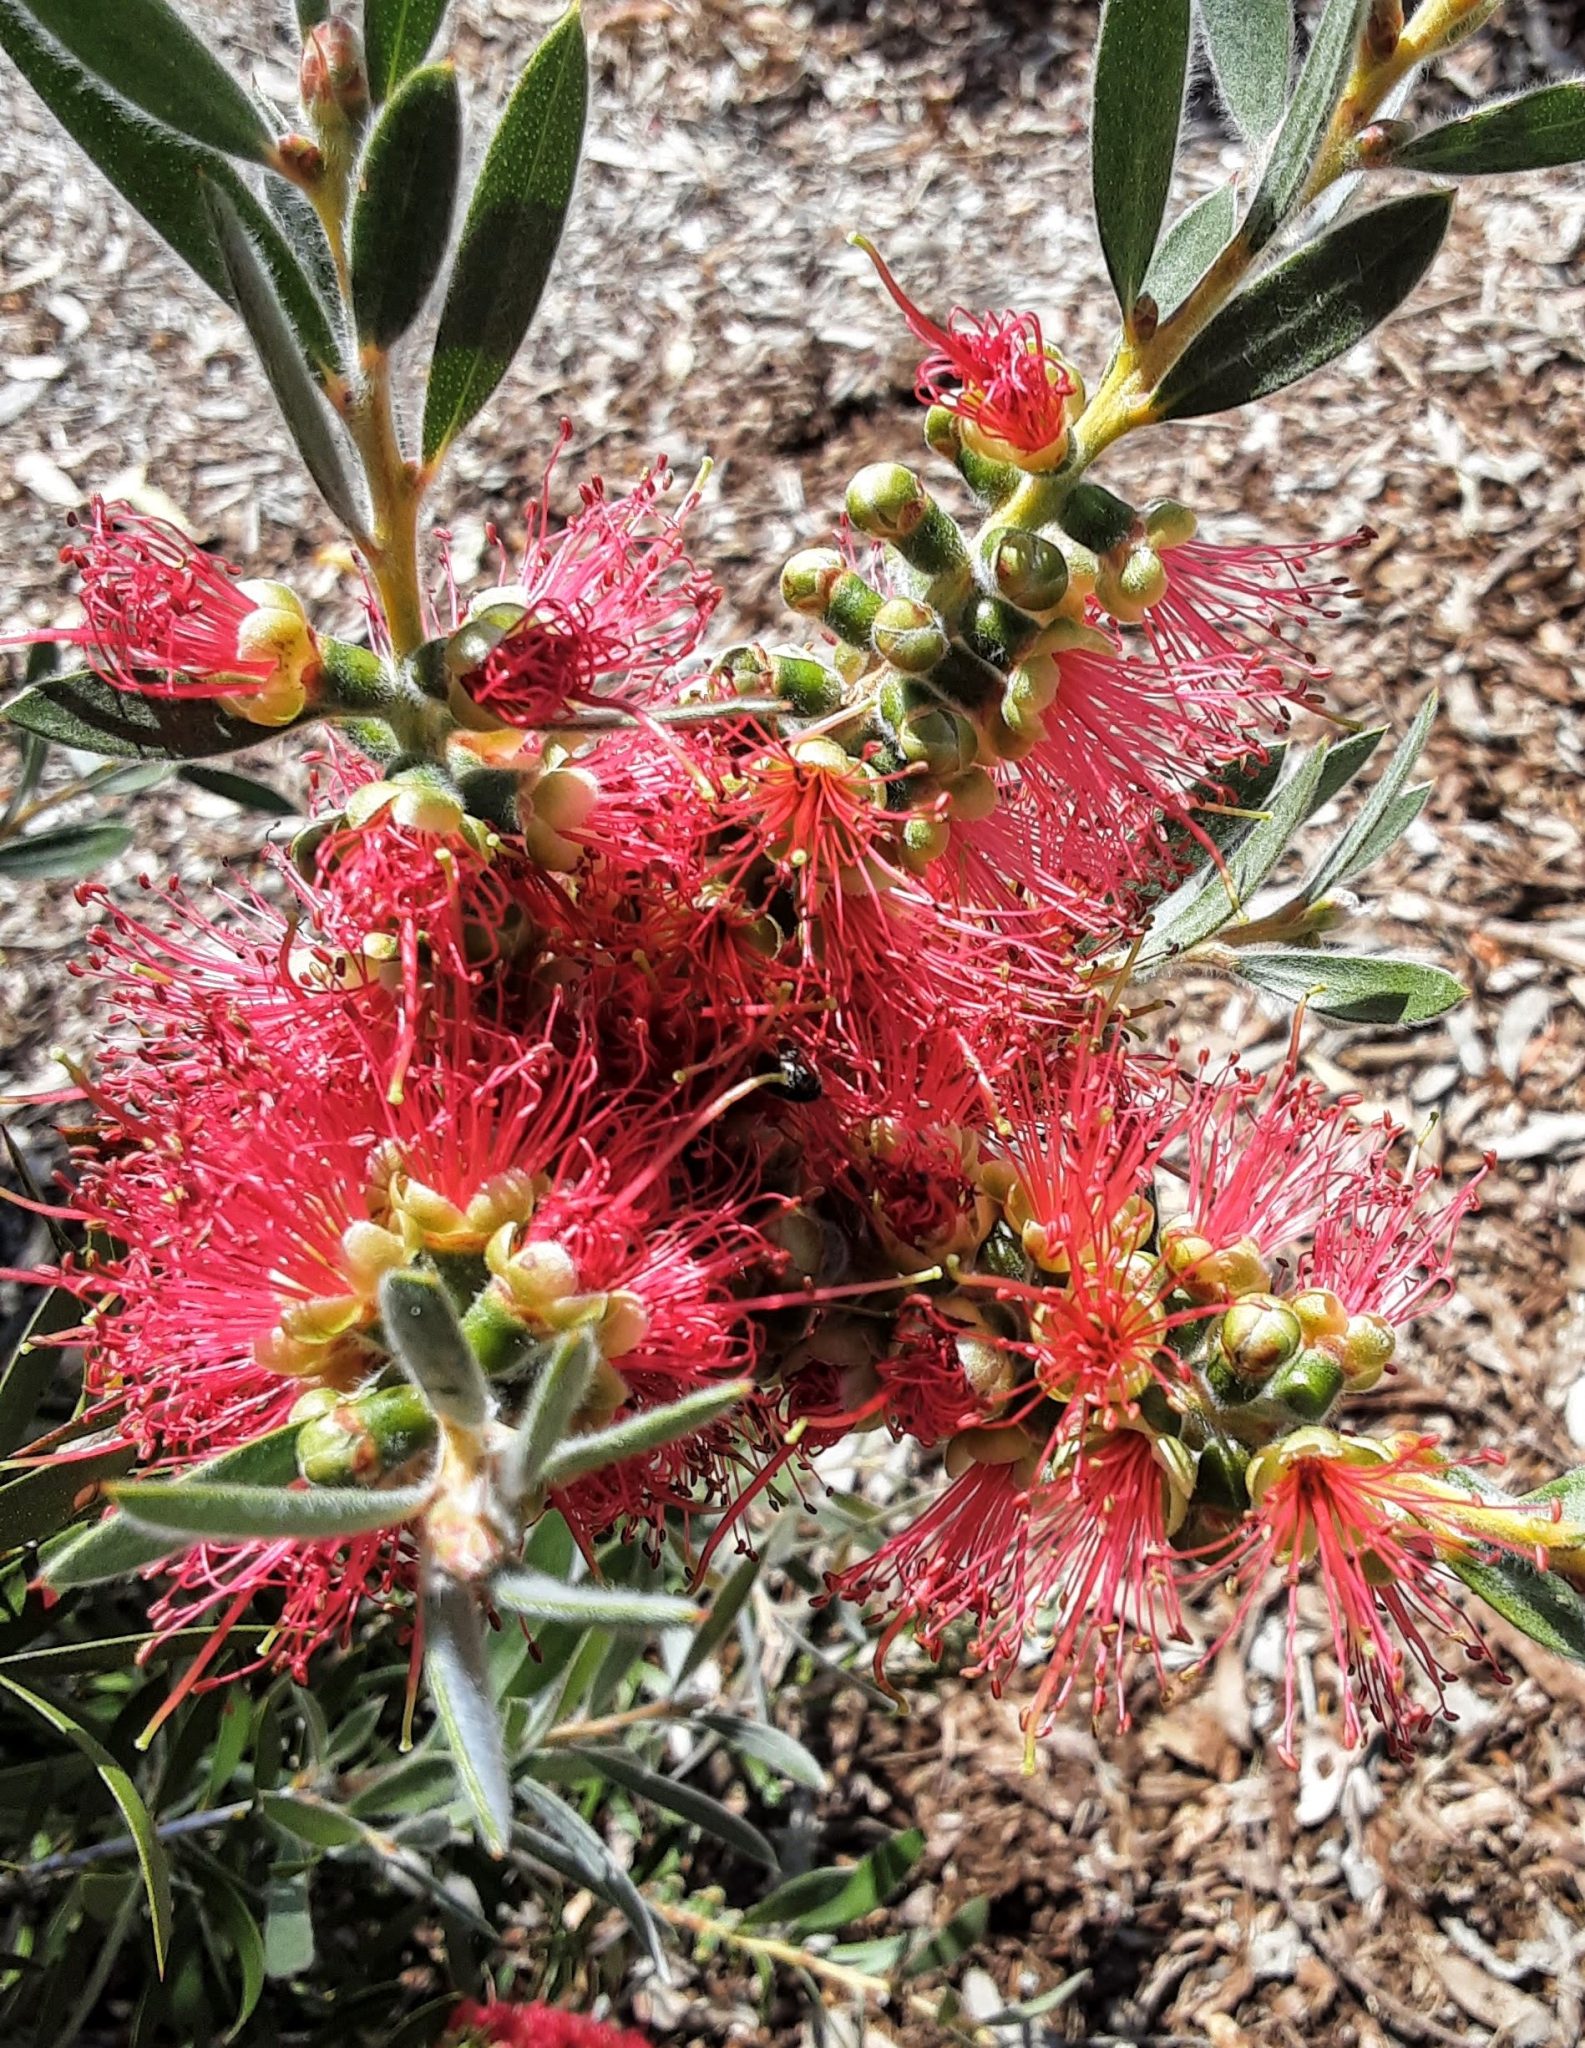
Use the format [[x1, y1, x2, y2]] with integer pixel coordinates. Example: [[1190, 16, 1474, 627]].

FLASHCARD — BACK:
[[297, 1384, 437, 1487], [955, 1331, 1020, 1406], [1266, 1347, 1346, 1423], [1142, 497, 1197, 550], [872, 596, 947, 674], [946, 765, 998, 822], [1058, 481, 1137, 557], [1194, 1436, 1251, 1513], [300, 18, 368, 123], [1339, 1313, 1395, 1390], [781, 548, 844, 615], [923, 404, 1020, 506], [1096, 544, 1167, 624], [1290, 1287, 1349, 1342], [944, 1423, 1040, 1478], [1219, 1294, 1303, 1383], [846, 463, 928, 541], [987, 527, 1069, 613], [230, 579, 320, 725], [1153, 1434, 1198, 1538], [899, 810, 950, 874], [962, 594, 1041, 670], [1354, 118, 1412, 167]]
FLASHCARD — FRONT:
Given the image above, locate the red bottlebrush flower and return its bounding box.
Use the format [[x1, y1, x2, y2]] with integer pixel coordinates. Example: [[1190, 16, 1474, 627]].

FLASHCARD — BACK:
[[856, 238, 1074, 467], [462, 451, 719, 728], [1298, 1152, 1486, 1326], [833, 1459, 1035, 1684], [446, 2003, 651, 2048], [4, 498, 317, 710], [1197, 1430, 1542, 1760], [1020, 1426, 1191, 1734], [1144, 520, 1371, 680]]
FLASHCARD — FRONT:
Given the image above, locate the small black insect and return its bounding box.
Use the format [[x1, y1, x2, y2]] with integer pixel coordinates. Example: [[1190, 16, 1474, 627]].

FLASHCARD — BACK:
[[768, 1044, 822, 1102]]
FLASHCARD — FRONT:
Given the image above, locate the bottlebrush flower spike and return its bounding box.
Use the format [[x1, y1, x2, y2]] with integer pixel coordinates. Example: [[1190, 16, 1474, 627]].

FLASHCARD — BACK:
[[5, 499, 319, 721], [854, 236, 1075, 469], [1197, 1429, 1547, 1761], [458, 449, 720, 729], [445, 2003, 651, 2048]]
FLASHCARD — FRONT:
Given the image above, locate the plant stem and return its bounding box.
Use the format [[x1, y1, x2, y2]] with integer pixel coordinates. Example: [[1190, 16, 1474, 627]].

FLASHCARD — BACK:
[[0, 1800, 253, 1898]]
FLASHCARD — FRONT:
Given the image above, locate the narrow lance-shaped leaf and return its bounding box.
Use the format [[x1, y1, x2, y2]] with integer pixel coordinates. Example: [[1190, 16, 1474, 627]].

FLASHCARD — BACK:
[[0, 1672, 173, 1975], [1231, 950, 1465, 1026], [1142, 181, 1237, 318], [1198, 0, 1294, 144], [1090, 0, 1191, 320], [1452, 1552, 1585, 1664], [537, 1380, 750, 1490], [501, 1327, 598, 1502], [1391, 82, 1585, 176], [1243, 0, 1367, 252], [20, 0, 275, 161], [1300, 690, 1436, 902], [744, 1828, 927, 1935], [543, 1744, 777, 1869], [112, 1470, 435, 1542], [422, 3, 587, 465], [204, 184, 368, 535], [0, 821, 132, 882], [365, 0, 451, 104], [491, 1567, 700, 1632], [0, 1, 337, 377], [178, 764, 299, 816], [4, 671, 313, 762], [378, 1266, 489, 1429], [352, 62, 462, 348], [425, 1577, 511, 1850], [43, 1423, 304, 1589], [1155, 191, 1453, 420]]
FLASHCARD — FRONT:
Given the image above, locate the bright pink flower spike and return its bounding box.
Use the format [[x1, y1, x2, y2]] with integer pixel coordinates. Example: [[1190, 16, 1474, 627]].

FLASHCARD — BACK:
[[446, 2001, 652, 2048]]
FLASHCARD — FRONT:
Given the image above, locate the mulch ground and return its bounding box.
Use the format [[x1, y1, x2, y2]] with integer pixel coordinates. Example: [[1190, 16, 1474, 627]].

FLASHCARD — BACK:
[[3, 4, 1585, 2044]]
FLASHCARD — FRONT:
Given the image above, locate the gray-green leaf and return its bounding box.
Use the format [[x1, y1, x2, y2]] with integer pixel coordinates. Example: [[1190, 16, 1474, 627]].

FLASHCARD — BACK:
[[19, 0, 275, 161], [1233, 949, 1464, 1025], [204, 184, 366, 533], [537, 1381, 749, 1490], [425, 1577, 512, 1850], [1156, 192, 1452, 419], [1453, 1552, 1585, 1664], [1198, 0, 1293, 144], [1391, 81, 1585, 176], [421, 5, 586, 464], [0, 821, 132, 881], [1142, 181, 1238, 318], [491, 1568, 700, 1632], [351, 62, 462, 349], [378, 1267, 489, 1430], [112, 1471, 434, 1542], [5, 671, 312, 761], [1091, 0, 1192, 319], [365, 0, 450, 105], [1243, 0, 1366, 251]]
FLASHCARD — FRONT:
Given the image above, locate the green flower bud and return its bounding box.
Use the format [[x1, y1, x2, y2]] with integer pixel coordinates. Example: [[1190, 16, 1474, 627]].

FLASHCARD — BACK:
[[1142, 497, 1197, 550], [1058, 481, 1138, 556], [444, 600, 528, 685], [986, 527, 1069, 613], [872, 596, 947, 674], [899, 810, 950, 873], [770, 651, 847, 717], [1220, 1294, 1303, 1382], [1339, 1313, 1396, 1391], [962, 594, 1042, 670], [1205, 1352, 1260, 1408], [1096, 545, 1167, 625], [297, 1384, 438, 1487], [1194, 1437, 1251, 1513], [1291, 1288, 1349, 1342], [780, 548, 844, 614], [945, 765, 998, 822], [846, 463, 928, 541], [923, 405, 1020, 506], [1266, 1347, 1346, 1423]]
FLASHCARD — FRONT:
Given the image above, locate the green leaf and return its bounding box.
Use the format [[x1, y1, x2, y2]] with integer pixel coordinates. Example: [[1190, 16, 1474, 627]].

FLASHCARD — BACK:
[[903, 1894, 992, 1979], [262, 1866, 314, 1980], [1523, 1468, 1585, 1521], [0, 1672, 172, 1975], [1244, 0, 1366, 251], [0, 1627, 265, 1680], [351, 63, 462, 349], [0, 821, 132, 881], [365, 0, 450, 104], [1142, 181, 1238, 318], [177, 765, 298, 816], [1300, 691, 1437, 902], [677, 1551, 761, 1684], [421, 4, 586, 464], [112, 1471, 433, 1542], [206, 1871, 266, 2041], [5, 671, 311, 761], [426, 1580, 510, 1850], [0, 2, 336, 376], [1090, 0, 1191, 319], [1392, 82, 1585, 176], [491, 1568, 700, 1632], [1198, 0, 1293, 143], [693, 1712, 827, 1792], [378, 1268, 488, 1429], [259, 1791, 367, 1851], [537, 1381, 750, 1490], [204, 184, 366, 533], [296, 0, 330, 28], [1233, 950, 1465, 1025], [43, 1424, 302, 1589], [502, 1327, 598, 1502], [513, 1780, 665, 1967], [0, 1286, 71, 1459], [1453, 1553, 1585, 1663], [744, 1827, 926, 1935], [19, 0, 275, 161], [544, 1744, 777, 1868], [0, 1440, 137, 1554], [1156, 192, 1453, 419]]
